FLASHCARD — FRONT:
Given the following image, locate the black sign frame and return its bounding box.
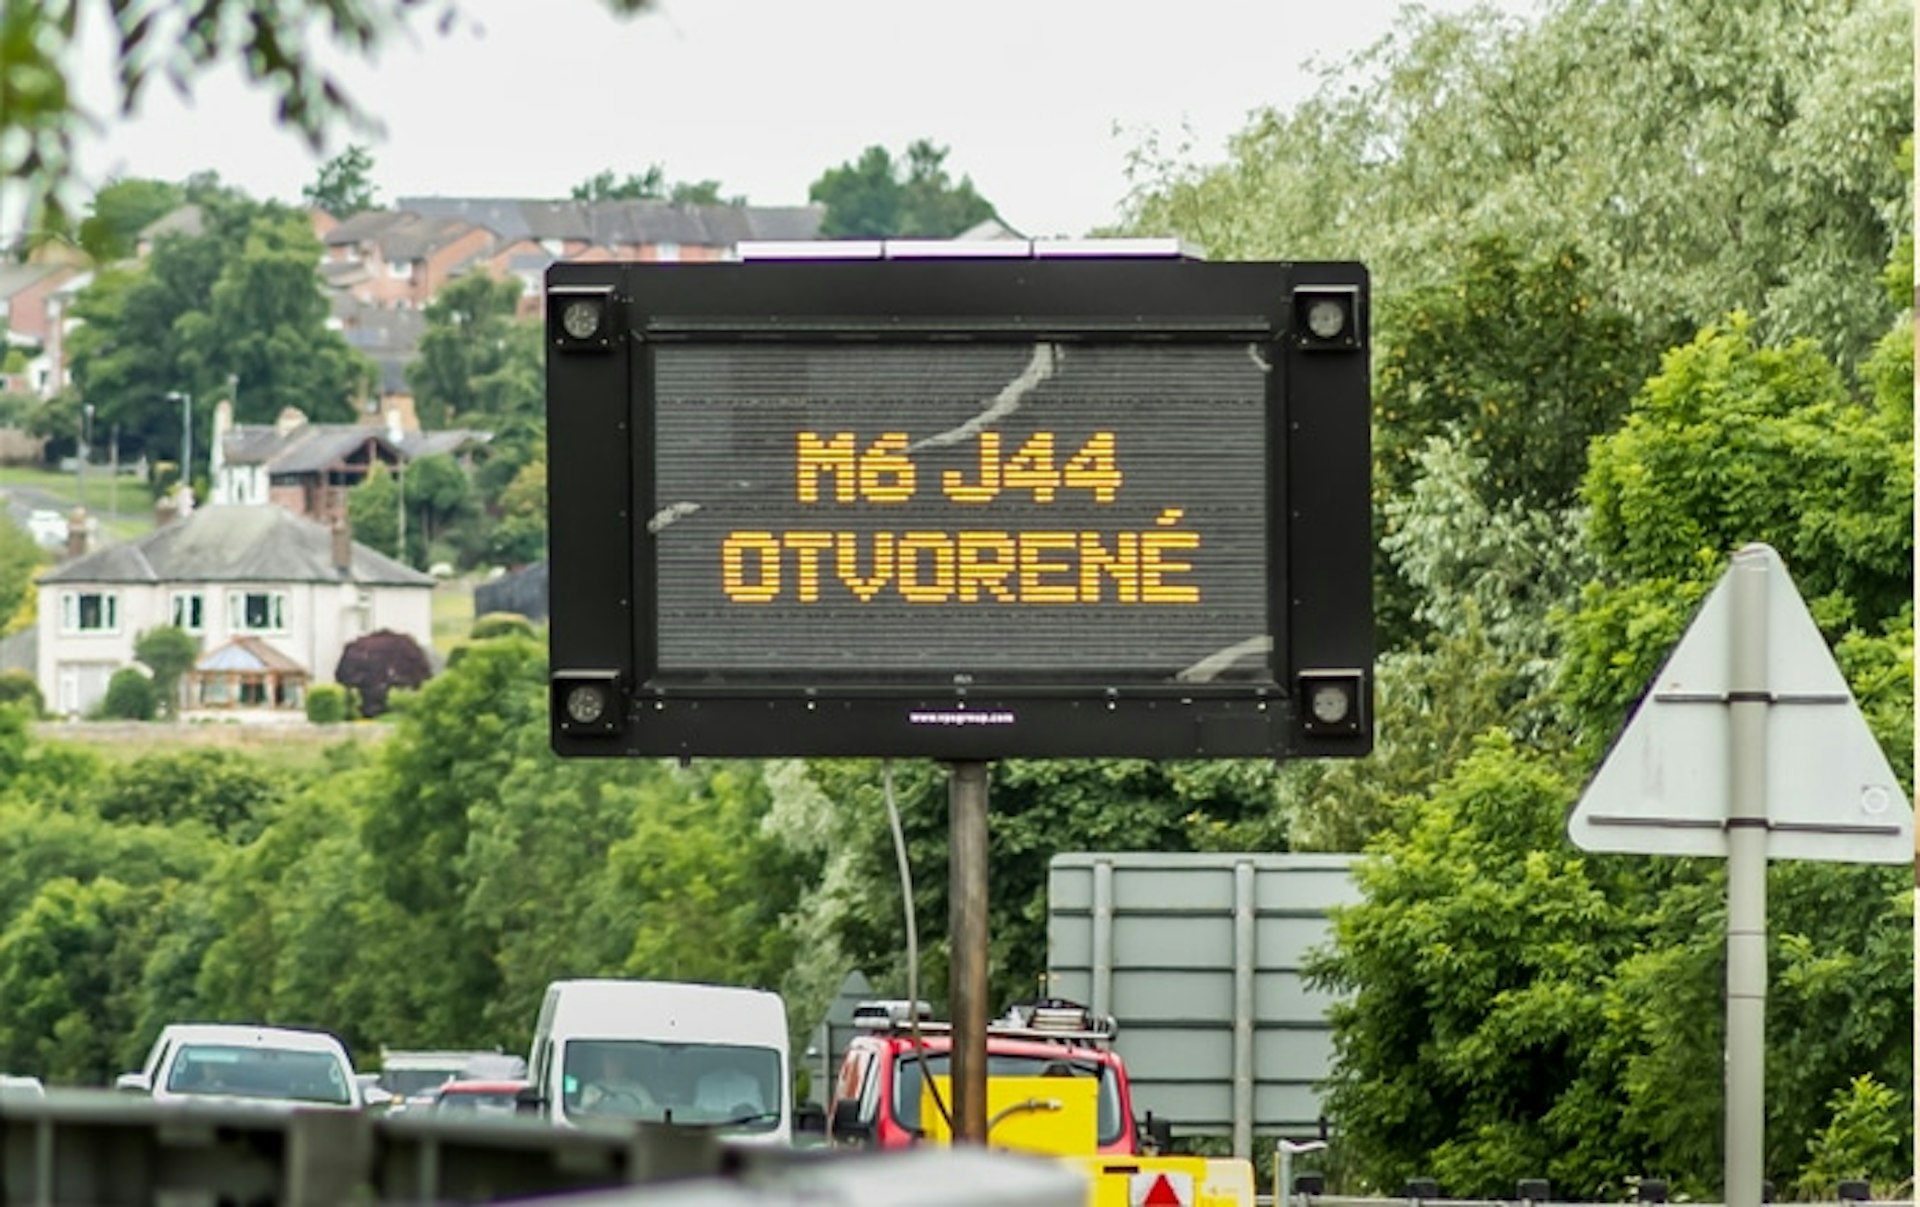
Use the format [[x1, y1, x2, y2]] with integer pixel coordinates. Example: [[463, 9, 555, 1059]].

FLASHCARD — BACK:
[[547, 253, 1371, 760]]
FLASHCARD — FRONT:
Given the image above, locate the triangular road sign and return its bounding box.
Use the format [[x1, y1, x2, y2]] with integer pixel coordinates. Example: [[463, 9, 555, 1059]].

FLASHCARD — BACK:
[[1133, 1172, 1193, 1207], [1568, 544, 1910, 863]]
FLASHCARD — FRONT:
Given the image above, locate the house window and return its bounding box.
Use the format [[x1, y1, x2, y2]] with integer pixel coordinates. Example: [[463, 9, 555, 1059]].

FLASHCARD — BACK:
[[170, 592, 205, 633], [228, 591, 288, 633], [60, 591, 118, 634]]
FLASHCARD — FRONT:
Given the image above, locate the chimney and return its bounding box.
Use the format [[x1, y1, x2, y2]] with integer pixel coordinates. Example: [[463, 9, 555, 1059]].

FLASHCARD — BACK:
[[210, 399, 233, 499], [66, 508, 89, 560], [331, 516, 353, 576]]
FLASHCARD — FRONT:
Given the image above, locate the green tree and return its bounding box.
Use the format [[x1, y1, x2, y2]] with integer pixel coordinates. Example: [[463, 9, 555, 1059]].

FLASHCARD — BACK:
[[796, 757, 1275, 1009], [572, 167, 667, 201], [193, 785, 388, 1048], [1307, 735, 1636, 1199], [347, 462, 401, 561], [571, 167, 736, 206], [0, 670, 44, 716], [133, 625, 198, 718], [1124, 0, 1911, 369], [464, 744, 708, 1045], [1370, 239, 1653, 650], [0, 877, 166, 1084], [402, 452, 475, 557], [1793, 1076, 1910, 1198], [181, 206, 372, 425], [1564, 313, 1913, 745], [0, 798, 210, 927], [608, 761, 808, 989], [65, 192, 372, 466], [405, 271, 532, 427], [92, 748, 287, 837], [73, 178, 186, 263], [0, 516, 46, 637], [809, 141, 999, 238], [487, 454, 547, 566], [302, 143, 380, 216]]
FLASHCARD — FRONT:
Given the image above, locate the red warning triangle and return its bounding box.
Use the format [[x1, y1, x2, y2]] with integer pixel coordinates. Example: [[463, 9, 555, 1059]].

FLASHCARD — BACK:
[[1142, 1174, 1186, 1207]]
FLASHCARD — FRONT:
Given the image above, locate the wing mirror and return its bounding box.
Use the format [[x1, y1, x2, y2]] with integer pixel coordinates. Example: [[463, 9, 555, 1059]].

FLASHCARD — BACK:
[[514, 1084, 546, 1116], [829, 1097, 872, 1144], [114, 1072, 151, 1094]]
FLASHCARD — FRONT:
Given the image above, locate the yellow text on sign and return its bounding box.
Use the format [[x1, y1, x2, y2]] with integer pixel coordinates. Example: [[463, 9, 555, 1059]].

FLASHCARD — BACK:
[[720, 516, 1199, 605], [795, 431, 1124, 505]]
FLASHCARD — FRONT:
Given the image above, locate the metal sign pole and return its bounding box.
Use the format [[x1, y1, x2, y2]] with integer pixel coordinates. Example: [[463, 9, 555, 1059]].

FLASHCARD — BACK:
[[1725, 552, 1768, 1207], [948, 760, 992, 1143]]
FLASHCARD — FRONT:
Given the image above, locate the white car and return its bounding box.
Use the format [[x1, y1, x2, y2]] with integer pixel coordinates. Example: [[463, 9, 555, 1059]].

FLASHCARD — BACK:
[[117, 1023, 362, 1110]]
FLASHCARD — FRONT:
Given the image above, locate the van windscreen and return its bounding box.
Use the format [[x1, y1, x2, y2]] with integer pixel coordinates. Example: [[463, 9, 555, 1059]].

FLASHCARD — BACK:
[[562, 1039, 781, 1131]]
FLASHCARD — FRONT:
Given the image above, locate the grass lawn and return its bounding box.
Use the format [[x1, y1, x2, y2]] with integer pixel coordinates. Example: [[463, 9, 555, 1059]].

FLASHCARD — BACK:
[[0, 465, 153, 544], [432, 574, 478, 658], [34, 719, 390, 773]]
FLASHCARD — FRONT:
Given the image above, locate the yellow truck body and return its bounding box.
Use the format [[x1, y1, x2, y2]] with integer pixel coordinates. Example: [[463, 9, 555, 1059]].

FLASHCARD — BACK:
[[918, 1074, 1253, 1207]]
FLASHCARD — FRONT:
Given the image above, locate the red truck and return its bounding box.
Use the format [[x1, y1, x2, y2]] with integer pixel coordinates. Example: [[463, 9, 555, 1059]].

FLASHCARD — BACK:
[[826, 998, 1165, 1155], [827, 998, 1254, 1207]]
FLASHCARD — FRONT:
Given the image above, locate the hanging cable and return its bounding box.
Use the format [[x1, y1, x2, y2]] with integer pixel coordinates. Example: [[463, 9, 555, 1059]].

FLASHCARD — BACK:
[[885, 758, 953, 1134]]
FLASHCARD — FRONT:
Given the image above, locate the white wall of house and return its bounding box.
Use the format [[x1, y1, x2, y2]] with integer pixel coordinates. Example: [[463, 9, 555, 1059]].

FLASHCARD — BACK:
[[214, 464, 271, 505], [38, 578, 434, 716]]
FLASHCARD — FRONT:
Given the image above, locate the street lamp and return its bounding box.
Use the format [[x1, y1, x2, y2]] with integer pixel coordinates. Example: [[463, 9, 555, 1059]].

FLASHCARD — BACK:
[[78, 403, 93, 510], [165, 391, 191, 498]]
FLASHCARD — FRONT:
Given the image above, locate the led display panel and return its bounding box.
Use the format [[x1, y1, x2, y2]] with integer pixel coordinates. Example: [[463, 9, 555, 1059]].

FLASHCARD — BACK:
[[652, 342, 1266, 679], [547, 254, 1371, 759]]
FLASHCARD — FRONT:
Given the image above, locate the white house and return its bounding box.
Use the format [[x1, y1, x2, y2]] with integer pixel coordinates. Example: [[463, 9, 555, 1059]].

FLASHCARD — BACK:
[[37, 504, 434, 717]]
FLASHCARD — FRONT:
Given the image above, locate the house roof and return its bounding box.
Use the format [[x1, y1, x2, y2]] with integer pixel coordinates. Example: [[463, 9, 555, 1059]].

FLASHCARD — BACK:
[[397, 196, 827, 247], [0, 263, 69, 302], [222, 414, 488, 471], [39, 504, 434, 587], [325, 210, 414, 245], [196, 636, 308, 675], [325, 211, 495, 263], [266, 428, 400, 474], [138, 204, 206, 245]]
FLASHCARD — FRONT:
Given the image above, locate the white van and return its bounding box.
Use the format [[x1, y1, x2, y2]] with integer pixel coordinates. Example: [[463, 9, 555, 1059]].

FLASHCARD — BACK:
[[527, 979, 791, 1144]]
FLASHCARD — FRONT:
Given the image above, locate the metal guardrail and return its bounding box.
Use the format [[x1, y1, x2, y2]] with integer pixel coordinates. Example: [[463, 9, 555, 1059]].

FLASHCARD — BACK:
[[0, 1091, 1083, 1207], [1279, 1197, 1916, 1207], [5, 1093, 1906, 1207]]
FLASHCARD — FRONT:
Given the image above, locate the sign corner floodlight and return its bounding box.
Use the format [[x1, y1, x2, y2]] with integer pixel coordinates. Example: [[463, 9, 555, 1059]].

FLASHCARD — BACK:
[[548, 285, 616, 353], [1293, 285, 1363, 351], [1298, 669, 1367, 737], [553, 670, 622, 737]]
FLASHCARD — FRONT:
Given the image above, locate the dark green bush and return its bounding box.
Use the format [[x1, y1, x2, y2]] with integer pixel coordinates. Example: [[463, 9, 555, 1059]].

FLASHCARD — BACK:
[[470, 612, 536, 641], [305, 683, 351, 725], [0, 669, 45, 716], [98, 668, 156, 721]]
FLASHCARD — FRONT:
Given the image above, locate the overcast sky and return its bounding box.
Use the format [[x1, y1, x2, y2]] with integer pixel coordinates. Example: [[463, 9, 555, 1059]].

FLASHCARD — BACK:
[[52, 0, 1536, 239]]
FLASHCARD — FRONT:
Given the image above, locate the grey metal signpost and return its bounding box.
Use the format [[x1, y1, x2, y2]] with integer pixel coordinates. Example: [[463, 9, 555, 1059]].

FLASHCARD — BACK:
[[1569, 543, 1911, 1207]]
